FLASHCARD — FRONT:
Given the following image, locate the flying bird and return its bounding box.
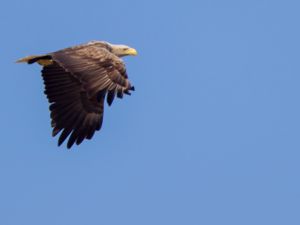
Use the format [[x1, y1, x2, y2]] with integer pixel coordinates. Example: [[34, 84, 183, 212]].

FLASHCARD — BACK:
[[17, 41, 137, 149]]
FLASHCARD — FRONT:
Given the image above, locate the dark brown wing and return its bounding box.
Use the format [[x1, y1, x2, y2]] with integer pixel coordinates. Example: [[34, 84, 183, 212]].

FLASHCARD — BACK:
[[50, 44, 134, 106], [42, 63, 104, 149]]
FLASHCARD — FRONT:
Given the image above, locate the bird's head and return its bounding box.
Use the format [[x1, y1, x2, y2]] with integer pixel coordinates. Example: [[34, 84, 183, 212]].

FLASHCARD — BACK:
[[110, 44, 138, 57]]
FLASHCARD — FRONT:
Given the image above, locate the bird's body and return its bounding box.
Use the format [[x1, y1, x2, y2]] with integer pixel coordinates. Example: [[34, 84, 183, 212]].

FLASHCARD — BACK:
[[17, 41, 137, 149]]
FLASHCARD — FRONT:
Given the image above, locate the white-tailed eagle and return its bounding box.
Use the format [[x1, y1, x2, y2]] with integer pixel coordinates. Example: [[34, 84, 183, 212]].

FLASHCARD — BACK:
[[17, 41, 137, 149]]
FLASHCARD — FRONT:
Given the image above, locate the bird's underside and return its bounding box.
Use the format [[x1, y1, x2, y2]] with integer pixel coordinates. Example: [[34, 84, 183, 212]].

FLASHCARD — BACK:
[[17, 41, 136, 148]]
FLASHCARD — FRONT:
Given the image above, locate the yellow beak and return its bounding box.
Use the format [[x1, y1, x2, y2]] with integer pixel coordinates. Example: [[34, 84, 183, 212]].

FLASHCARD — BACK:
[[125, 48, 138, 56]]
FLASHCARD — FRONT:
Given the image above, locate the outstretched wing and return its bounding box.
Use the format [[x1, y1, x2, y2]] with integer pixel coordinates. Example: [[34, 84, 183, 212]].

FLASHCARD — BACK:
[[50, 44, 134, 106], [40, 44, 134, 148], [42, 63, 104, 148]]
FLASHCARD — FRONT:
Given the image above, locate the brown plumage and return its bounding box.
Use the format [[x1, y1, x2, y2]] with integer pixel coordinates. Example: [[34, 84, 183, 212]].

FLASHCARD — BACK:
[[17, 41, 137, 149]]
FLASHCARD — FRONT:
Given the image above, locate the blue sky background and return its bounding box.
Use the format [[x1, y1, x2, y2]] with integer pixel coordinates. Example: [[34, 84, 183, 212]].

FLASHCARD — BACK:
[[1, 0, 300, 224]]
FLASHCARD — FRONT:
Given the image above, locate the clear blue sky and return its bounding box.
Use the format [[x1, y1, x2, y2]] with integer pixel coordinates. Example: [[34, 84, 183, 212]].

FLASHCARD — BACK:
[[1, 0, 299, 224]]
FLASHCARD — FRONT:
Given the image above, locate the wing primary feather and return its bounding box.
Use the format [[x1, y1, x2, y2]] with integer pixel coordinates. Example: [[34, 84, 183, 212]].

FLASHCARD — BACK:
[[124, 90, 131, 95], [66, 114, 85, 148], [52, 127, 62, 137], [107, 90, 115, 106], [58, 128, 73, 146], [117, 91, 123, 99]]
